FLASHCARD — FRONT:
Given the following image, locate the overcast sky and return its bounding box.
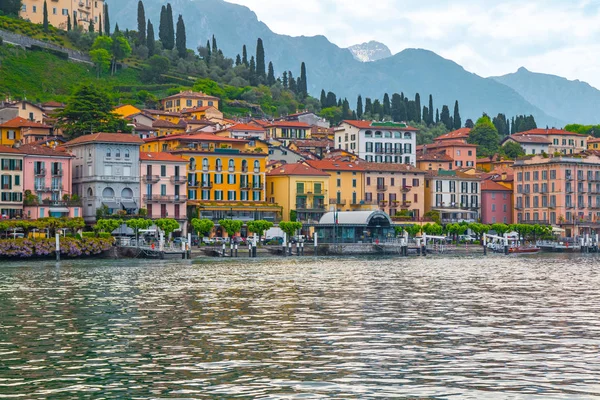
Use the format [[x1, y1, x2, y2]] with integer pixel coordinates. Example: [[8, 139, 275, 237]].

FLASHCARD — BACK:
[[227, 0, 600, 89]]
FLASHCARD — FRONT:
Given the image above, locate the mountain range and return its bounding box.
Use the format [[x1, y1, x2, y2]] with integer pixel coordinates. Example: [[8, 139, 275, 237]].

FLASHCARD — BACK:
[[347, 41, 392, 63], [110, 0, 600, 127]]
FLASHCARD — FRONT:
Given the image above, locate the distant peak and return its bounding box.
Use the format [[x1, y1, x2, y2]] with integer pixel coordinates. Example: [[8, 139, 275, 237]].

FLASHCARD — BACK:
[[517, 67, 530, 73], [347, 41, 392, 62]]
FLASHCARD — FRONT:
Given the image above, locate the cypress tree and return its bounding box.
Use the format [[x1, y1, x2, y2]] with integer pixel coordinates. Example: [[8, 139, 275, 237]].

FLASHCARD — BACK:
[[465, 119, 474, 129], [67, 14, 71, 31], [357, 95, 363, 119], [98, 15, 102, 35], [337, 98, 342, 108], [176, 14, 186, 58], [114, 23, 119, 33], [383, 93, 390, 116], [288, 71, 295, 92], [164, 3, 175, 50], [282, 72, 288, 89], [89, 20, 94, 33], [406, 100, 416, 122], [249, 56, 257, 85], [242, 45, 248, 66], [235, 54, 241, 66], [212, 35, 218, 52], [159, 5, 167, 45], [365, 98, 373, 115], [42, 0, 49, 32], [423, 106, 429, 125], [326, 92, 337, 108], [73, 12, 77, 28], [256, 38, 266, 80], [267, 62, 275, 86], [511, 117, 515, 134], [440, 105, 452, 130], [415, 93, 421, 122], [299, 62, 307, 96], [137, 0, 146, 44], [104, 3, 110, 36], [320, 90, 327, 108], [391, 93, 402, 122], [373, 100, 382, 117], [453, 100, 462, 129], [352, 111, 357, 120], [342, 99, 350, 119], [205, 40, 211, 62], [146, 20, 155, 56], [428, 94, 434, 124], [435, 108, 440, 124]]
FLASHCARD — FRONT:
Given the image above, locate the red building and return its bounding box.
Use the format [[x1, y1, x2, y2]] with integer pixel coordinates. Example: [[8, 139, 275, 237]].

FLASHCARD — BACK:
[[481, 180, 513, 224]]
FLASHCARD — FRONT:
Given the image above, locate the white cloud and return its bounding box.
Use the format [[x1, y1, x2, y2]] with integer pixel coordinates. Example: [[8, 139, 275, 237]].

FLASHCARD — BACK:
[[226, 0, 600, 89]]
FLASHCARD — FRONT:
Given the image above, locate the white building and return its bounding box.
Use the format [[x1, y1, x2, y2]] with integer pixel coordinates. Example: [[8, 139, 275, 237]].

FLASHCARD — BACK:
[[502, 134, 551, 155], [334, 120, 418, 166], [425, 169, 481, 223]]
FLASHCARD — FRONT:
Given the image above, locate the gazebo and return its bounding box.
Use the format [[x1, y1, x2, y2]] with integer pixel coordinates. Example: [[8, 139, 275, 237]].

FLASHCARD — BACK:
[[315, 210, 395, 244]]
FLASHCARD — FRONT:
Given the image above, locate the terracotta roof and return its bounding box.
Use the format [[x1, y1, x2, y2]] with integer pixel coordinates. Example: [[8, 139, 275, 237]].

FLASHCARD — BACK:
[[294, 139, 334, 148], [360, 162, 425, 174], [139, 152, 187, 163], [181, 106, 219, 114], [142, 109, 182, 117], [19, 144, 73, 157], [267, 162, 329, 176], [0, 116, 51, 129], [305, 159, 365, 171], [145, 132, 247, 143], [505, 134, 551, 144], [519, 128, 587, 137], [162, 90, 220, 101], [417, 151, 454, 162], [420, 140, 478, 149], [481, 180, 512, 191], [228, 123, 266, 132], [250, 119, 271, 127], [152, 119, 184, 128], [588, 138, 600, 143], [0, 145, 24, 155], [42, 101, 65, 108], [132, 123, 155, 131], [266, 121, 312, 128], [341, 120, 418, 131], [63, 133, 144, 146], [435, 128, 471, 141], [185, 118, 217, 126], [426, 169, 480, 180]]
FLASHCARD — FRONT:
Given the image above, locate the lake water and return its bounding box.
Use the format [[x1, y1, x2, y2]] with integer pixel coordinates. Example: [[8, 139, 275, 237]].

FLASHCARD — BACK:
[[1, 254, 600, 399]]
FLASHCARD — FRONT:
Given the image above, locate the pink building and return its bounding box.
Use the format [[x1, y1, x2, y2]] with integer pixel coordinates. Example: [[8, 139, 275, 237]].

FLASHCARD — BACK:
[[418, 140, 477, 169], [21, 144, 81, 219], [481, 180, 512, 224], [513, 153, 600, 237], [140, 152, 188, 230]]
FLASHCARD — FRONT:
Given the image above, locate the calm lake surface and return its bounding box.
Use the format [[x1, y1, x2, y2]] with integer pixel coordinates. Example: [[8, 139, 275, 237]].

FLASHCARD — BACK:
[[1, 254, 600, 399]]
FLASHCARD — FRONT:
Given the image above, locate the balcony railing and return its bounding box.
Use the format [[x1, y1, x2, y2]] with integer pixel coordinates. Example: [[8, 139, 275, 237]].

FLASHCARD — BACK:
[[330, 198, 347, 206], [402, 186, 412, 193], [170, 176, 187, 184], [188, 181, 199, 188], [51, 169, 63, 177], [201, 181, 213, 188], [143, 195, 188, 203], [296, 204, 326, 211], [520, 220, 550, 225], [144, 175, 160, 183], [377, 185, 388, 192], [34, 168, 46, 176], [252, 183, 265, 190]]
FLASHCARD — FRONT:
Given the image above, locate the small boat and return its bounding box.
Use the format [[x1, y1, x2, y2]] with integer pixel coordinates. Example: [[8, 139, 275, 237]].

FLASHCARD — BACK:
[[509, 246, 541, 254]]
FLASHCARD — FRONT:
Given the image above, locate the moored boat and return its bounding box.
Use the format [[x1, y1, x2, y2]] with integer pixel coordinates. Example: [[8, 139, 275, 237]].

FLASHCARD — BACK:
[[509, 246, 541, 254]]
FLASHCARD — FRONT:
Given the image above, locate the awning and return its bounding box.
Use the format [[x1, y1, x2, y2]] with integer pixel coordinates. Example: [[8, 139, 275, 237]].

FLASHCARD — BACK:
[[49, 207, 70, 213], [103, 202, 120, 209], [121, 201, 137, 210]]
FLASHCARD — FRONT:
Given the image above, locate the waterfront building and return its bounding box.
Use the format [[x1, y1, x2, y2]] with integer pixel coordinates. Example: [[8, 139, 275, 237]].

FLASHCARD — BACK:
[[416, 151, 454, 171], [418, 140, 477, 168], [0, 146, 24, 219], [139, 152, 188, 232], [63, 133, 144, 223], [434, 128, 471, 143], [480, 180, 513, 224], [424, 169, 481, 223], [0, 100, 45, 123], [513, 129, 587, 154], [512, 153, 600, 236], [334, 120, 418, 165], [266, 163, 330, 223], [21, 144, 81, 219], [215, 123, 267, 140], [265, 121, 312, 145], [304, 159, 370, 212], [362, 162, 426, 219], [19, 0, 104, 32], [161, 91, 220, 112], [314, 211, 395, 244], [0, 117, 54, 146], [501, 134, 551, 155]]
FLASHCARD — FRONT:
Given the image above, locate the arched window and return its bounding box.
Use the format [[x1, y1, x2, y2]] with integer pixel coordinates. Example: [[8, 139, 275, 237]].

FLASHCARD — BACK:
[[202, 158, 208, 171], [115, 149, 121, 158], [121, 188, 134, 199], [228, 159, 235, 171], [102, 187, 115, 198], [188, 157, 196, 171], [254, 160, 260, 172], [106, 148, 111, 157], [241, 160, 248, 172], [87, 187, 93, 197], [124, 149, 130, 158], [216, 158, 222, 172]]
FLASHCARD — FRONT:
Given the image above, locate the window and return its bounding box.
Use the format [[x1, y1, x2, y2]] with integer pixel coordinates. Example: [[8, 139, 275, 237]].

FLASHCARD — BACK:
[[227, 191, 236, 201], [116, 149, 121, 158], [352, 179, 356, 188], [106, 148, 111, 157], [125, 150, 130, 158], [33, 5, 37, 12], [160, 185, 167, 196], [254, 160, 260, 172], [253, 191, 261, 201], [62, 8, 68, 15], [186, 100, 192, 107], [216, 158, 223, 172], [337, 179, 341, 187], [53, 7, 57, 15], [214, 174, 223, 184], [160, 165, 167, 177], [227, 174, 236, 184], [214, 190, 223, 200]]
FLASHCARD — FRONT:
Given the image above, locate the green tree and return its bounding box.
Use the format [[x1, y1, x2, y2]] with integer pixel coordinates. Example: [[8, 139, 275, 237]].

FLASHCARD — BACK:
[[465, 119, 474, 129], [468, 223, 490, 240], [58, 83, 128, 138], [110, 32, 132, 75], [422, 223, 443, 236], [98, 15, 102, 35], [435, 108, 440, 124], [218, 220, 243, 242], [94, 219, 122, 234], [67, 13, 72, 31], [0, 0, 23, 17], [403, 224, 422, 237], [242, 44, 248, 65], [89, 48, 111, 78], [140, 55, 169, 83], [424, 210, 441, 224], [391, 93, 406, 122], [247, 220, 274, 242], [146, 19, 155, 56], [299, 62, 307, 97], [356, 95, 363, 119], [428, 94, 434, 124], [453, 100, 462, 129], [415, 93, 421, 122], [267, 62, 275, 85], [493, 113, 509, 135], [164, 3, 175, 50], [440, 105, 452, 130], [155, 218, 179, 239], [126, 218, 152, 246], [42, 0, 49, 31], [175, 14, 186, 58], [502, 141, 525, 159], [468, 114, 501, 157], [89, 20, 94, 33], [191, 218, 214, 238], [137, 0, 146, 44], [279, 221, 302, 239], [491, 223, 510, 236], [256, 38, 266, 81], [104, 3, 110, 35]]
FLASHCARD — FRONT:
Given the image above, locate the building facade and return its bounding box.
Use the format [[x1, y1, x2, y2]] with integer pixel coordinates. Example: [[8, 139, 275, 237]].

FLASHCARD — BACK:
[[63, 133, 144, 223], [20, 0, 105, 31], [502, 134, 551, 155], [334, 120, 418, 165], [424, 170, 481, 223], [419, 141, 477, 169], [161, 91, 220, 112], [481, 180, 513, 224], [515, 129, 587, 155], [0, 117, 54, 146], [0, 146, 24, 219], [266, 121, 312, 145]]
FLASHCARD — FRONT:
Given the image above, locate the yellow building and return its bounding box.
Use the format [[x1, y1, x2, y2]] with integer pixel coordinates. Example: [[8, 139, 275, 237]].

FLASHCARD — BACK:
[[20, 0, 105, 32], [161, 91, 220, 112], [180, 106, 224, 122], [266, 162, 330, 223], [0, 117, 54, 146], [114, 104, 141, 118], [152, 120, 187, 137], [416, 151, 454, 171], [304, 159, 371, 212], [265, 121, 312, 146], [588, 137, 600, 150], [142, 110, 182, 124]]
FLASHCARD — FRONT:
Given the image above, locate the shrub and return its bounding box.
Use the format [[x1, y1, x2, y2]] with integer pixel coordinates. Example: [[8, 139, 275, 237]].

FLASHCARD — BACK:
[[0, 237, 113, 258]]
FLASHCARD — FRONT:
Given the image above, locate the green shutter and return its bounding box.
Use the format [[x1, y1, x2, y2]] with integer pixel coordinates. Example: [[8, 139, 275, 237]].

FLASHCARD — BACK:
[[296, 182, 304, 194], [14, 175, 20, 186]]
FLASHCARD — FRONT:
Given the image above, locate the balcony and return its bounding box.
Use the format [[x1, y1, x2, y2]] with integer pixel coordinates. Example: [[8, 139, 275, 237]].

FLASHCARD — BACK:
[[296, 204, 326, 211], [549, 204, 556, 209], [40, 198, 82, 207], [201, 181, 213, 188], [188, 181, 200, 188], [51, 169, 63, 177], [377, 185, 388, 192], [566, 204, 574, 209], [170, 176, 187, 184], [143, 195, 188, 203], [566, 175, 573, 181], [144, 175, 160, 183], [329, 198, 347, 206], [402, 186, 412, 193], [521, 220, 550, 225], [35, 168, 46, 176], [240, 182, 251, 190], [34, 185, 49, 192], [51, 185, 63, 191], [402, 201, 413, 208], [252, 183, 265, 190]]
